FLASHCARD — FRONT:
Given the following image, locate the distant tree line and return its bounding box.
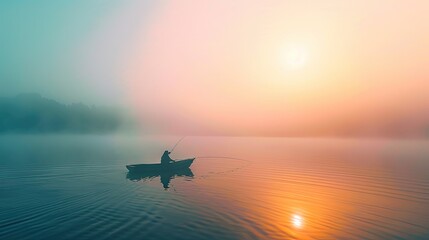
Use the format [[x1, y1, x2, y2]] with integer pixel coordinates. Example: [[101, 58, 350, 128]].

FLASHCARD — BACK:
[[0, 93, 124, 133]]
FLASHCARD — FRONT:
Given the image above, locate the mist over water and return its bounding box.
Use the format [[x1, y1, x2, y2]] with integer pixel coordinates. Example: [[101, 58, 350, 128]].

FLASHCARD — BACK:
[[1, 135, 428, 240], [2, 1, 429, 239]]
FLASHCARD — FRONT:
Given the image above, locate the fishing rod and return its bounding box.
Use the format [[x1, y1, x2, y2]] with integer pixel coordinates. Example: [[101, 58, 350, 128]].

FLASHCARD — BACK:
[[170, 136, 186, 153]]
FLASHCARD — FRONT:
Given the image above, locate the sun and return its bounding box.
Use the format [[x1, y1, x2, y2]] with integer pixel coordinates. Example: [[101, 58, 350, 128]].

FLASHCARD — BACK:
[[281, 45, 308, 69]]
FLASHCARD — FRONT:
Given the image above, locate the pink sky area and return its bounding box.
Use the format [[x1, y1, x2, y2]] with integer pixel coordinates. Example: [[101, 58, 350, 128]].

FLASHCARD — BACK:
[[123, 0, 429, 137]]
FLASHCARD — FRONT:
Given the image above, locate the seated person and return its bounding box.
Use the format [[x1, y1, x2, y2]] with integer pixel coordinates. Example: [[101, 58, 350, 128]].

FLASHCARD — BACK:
[[161, 150, 175, 165]]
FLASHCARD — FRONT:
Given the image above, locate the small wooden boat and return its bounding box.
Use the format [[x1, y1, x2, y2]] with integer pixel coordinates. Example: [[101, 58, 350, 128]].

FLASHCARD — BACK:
[[126, 158, 195, 173]]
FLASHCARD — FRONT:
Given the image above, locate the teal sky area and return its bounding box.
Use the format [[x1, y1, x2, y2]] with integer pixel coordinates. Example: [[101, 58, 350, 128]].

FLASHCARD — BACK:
[[0, 0, 157, 105]]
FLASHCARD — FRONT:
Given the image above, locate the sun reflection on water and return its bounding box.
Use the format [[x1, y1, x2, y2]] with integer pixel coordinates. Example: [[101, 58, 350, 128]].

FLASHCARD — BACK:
[[291, 214, 304, 229]]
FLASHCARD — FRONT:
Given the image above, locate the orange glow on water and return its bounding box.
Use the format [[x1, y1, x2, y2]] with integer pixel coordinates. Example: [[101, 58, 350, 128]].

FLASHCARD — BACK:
[[143, 137, 429, 239]]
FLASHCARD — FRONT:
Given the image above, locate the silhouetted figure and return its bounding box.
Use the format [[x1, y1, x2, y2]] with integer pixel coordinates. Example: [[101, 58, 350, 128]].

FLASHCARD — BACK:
[[161, 150, 175, 165]]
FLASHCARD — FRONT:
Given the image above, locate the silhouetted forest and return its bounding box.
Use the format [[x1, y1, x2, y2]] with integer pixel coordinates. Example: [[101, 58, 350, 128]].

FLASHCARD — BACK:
[[0, 93, 124, 133]]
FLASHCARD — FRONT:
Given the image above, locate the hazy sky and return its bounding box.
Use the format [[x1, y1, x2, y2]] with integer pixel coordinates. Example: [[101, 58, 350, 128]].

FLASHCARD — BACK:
[[0, 0, 157, 104], [1, 1, 429, 136]]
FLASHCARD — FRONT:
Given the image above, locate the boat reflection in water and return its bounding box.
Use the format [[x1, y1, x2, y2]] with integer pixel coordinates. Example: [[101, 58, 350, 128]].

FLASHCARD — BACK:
[[126, 168, 194, 189]]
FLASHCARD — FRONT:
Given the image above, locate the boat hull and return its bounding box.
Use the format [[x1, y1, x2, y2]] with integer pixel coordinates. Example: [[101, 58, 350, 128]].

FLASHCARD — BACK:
[[126, 158, 195, 173]]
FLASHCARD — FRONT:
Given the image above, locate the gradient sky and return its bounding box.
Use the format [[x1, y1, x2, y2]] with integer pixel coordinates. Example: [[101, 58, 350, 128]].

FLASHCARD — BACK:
[[0, 0, 158, 104], [1, 0, 429, 136]]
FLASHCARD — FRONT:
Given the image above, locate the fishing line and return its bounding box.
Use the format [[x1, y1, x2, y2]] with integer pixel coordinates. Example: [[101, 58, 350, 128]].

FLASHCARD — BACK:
[[196, 156, 252, 163], [194, 156, 252, 178]]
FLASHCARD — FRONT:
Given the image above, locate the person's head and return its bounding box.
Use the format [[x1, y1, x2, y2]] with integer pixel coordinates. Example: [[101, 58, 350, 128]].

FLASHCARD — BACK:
[[164, 150, 170, 154]]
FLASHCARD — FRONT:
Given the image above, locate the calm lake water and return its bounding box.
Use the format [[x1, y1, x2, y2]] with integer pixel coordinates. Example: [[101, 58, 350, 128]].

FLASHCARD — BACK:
[[1, 135, 429, 240]]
